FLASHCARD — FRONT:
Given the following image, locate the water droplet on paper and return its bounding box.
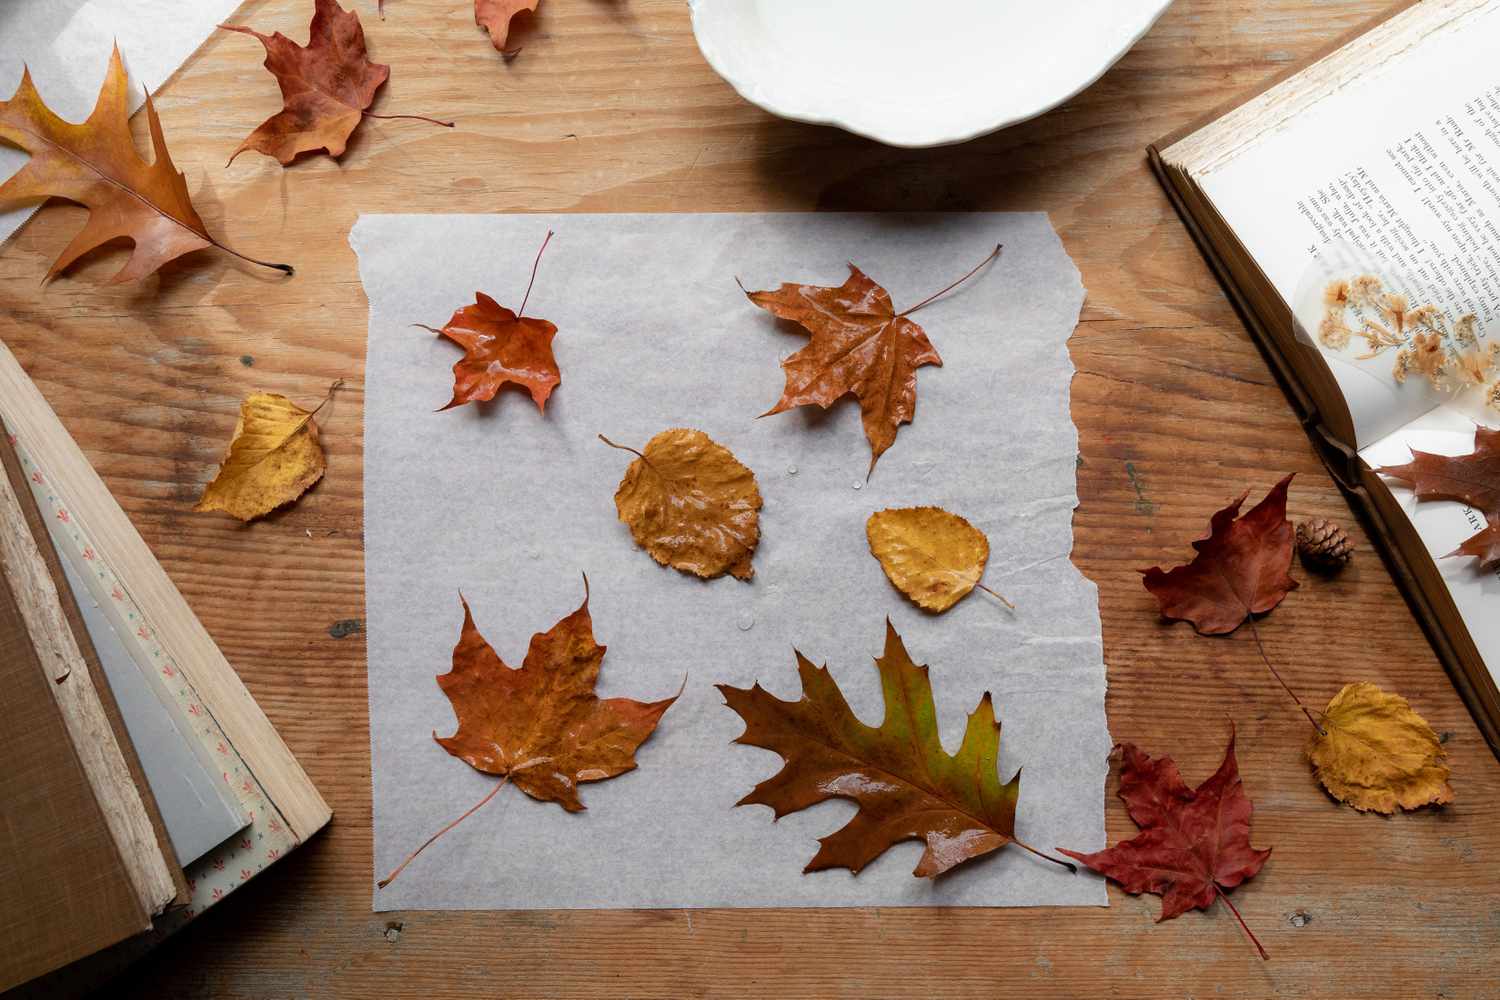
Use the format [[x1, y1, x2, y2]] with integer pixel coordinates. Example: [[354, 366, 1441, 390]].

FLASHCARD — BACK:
[[786, 465, 798, 476], [851, 480, 862, 491], [737, 612, 754, 632]]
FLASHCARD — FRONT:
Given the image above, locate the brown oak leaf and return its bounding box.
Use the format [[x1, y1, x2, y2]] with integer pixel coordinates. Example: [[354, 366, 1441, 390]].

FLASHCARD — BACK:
[[475, 0, 540, 53], [222, 0, 450, 166], [1060, 729, 1271, 959], [379, 581, 679, 888], [0, 46, 289, 282], [1379, 426, 1500, 567], [741, 246, 1000, 477], [1141, 475, 1298, 635], [419, 231, 559, 411], [720, 619, 1069, 878]]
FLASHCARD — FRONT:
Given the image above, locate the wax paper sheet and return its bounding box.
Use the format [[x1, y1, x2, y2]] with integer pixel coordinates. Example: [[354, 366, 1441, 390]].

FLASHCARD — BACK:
[[0, 0, 244, 248], [353, 212, 1109, 910]]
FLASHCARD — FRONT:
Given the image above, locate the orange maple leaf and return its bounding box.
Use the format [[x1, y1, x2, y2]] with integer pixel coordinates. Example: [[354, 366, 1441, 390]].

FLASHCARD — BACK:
[[0, 46, 289, 282], [741, 245, 1000, 476], [222, 0, 450, 166], [418, 231, 560, 411], [475, 0, 541, 53]]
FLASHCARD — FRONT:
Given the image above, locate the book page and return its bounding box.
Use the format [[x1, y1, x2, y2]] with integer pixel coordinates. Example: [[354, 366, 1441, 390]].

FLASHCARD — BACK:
[[1194, 1, 1500, 446]]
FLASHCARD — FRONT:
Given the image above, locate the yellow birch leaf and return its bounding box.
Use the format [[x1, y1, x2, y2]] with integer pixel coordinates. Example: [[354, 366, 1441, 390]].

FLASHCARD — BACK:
[[601, 428, 761, 581], [195, 389, 331, 521], [1308, 682, 1454, 813], [867, 506, 1000, 613]]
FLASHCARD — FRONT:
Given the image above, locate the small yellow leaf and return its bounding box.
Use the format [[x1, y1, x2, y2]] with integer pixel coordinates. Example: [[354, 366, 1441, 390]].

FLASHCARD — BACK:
[[195, 391, 329, 522], [867, 506, 991, 613], [605, 428, 761, 581], [1308, 682, 1454, 813]]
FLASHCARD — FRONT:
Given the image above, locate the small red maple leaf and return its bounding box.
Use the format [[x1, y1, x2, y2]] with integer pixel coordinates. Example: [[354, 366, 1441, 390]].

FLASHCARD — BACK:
[[1141, 475, 1298, 635], [1061, 728, 1271, 959]]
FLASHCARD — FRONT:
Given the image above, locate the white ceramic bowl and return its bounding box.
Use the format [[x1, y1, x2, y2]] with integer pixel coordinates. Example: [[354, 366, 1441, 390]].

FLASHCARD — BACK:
[[688, 0, 1174, 148]]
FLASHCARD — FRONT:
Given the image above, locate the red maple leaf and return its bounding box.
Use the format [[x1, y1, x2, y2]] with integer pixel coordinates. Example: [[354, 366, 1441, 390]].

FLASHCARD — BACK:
[[1379, 426, 1500, 568], [1141, 475, 1298, 635], [1060, 729, 1271, 959]]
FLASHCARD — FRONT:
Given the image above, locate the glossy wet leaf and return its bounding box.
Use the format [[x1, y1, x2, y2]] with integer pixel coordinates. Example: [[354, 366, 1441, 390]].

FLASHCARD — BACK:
[[1308, 682, 1454, 813], [866, 506, 990, 612], [426, 292, 560, 411], [194, 389, 332, 521], [605, 428, 761, 581], [720, 620, 1051, 878]]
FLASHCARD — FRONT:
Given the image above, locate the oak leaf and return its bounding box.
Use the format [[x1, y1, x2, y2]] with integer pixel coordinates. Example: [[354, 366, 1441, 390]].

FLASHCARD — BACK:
[[1142, 475, 1298, 635], [720, 620, 1067, 878], [475, 0, 540, 53], [1378, 426, 1500, 568], [222, 0, 450, 166], [1308, 682, 1454, 813], [420, 231, 559, 411], [435, 585, 679, 811], [195, 385, 338, 521], [866, 506, 1012, 612], [1060, 729, 1271, 959], [602, 429, 762, 581], [0, 46, 289, 282], [379, 582, 679, 888], [741, 246, 1000, 476]]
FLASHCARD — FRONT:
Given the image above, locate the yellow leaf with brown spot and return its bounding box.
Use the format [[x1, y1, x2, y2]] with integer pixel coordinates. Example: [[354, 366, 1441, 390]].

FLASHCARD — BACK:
[[867, 506, 996, 612], [1308, 682, 1454, 813], [195, 390, 332, 521], [601, 428, 761, 581]]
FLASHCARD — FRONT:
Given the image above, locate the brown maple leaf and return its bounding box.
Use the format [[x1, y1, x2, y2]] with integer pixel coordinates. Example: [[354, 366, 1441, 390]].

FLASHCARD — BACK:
[[1141, 475, 1298, 635], [720, 619, 1072, 878], [379, 580, 679, 888], [475, 0, 541, 53], [0, 46, 290, 282], [1379, 426, 1500, 568], [741, 245, 1001, 477], [418, 231, 559, 411], [222, 0, 451, 166], [1060, 729, 1272, 959]]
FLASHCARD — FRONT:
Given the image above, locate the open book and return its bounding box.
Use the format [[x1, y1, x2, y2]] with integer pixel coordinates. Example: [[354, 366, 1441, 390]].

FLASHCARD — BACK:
[[1150, 0, 1500, 753], [0, 339, 331, 992]]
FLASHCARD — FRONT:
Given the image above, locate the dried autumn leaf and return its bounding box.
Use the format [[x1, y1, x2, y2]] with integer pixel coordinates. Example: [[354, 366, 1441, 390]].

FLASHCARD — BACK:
[[419, 232, 560, 412], [866, 506, 1012, 612], [1308, 682, 1454, 813], [1060, 729, 1271, 959], [222, 0, 450, 166], [379, 582, 680, 888], [1379, 426, 1500, 568], [0, 46, 289, 282], [601, 429, 762, 581], [1141, 475, 1299, 635], [720, 620, 1070, 878], [475, 0, 540, 52], [195, 385, 337, 521], [742, 245, 1000, 477]]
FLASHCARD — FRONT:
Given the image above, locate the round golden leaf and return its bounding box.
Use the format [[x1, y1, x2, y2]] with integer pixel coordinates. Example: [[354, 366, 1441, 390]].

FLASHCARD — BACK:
[[608, 428, 761, 581], [866, 506, 990, 613], [194, 391, 328, 522], [1308, 682, 1454, 813]]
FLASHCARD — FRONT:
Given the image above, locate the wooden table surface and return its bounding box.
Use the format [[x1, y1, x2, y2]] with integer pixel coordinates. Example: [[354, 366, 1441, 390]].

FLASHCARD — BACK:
[[2, 1, 1497, 996]]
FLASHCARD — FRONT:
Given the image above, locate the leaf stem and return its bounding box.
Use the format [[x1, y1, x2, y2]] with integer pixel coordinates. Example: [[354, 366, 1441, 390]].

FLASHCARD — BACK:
[[897, 244, 1003, 318], [1012, 838, 1077, 873], [362, 110, 455, 128], [1214, 884, 1269, 960], [377, 775, 510, 890], [975, 582, 1015, 610], [310, 378, 345, 417], [1245, 616, 1325, 736], [518, 230, 555, 319], [205, 236, 294, 276]]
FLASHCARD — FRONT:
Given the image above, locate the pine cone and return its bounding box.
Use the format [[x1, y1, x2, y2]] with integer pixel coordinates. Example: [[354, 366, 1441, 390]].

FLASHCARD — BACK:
[[1296, 518, 1353, 572]]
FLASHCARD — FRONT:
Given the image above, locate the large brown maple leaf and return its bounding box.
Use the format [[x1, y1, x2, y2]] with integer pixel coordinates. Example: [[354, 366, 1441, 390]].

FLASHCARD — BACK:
[[720, 619, 1068, 878], [741, 247, 1000, 477], [223, 0, 449, 166], [1379, 426, 1500, 568], [1141, 475, 1298, 635], [0, 46, 288, 282], [1060, 729, 1272, 959]]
